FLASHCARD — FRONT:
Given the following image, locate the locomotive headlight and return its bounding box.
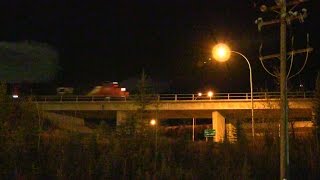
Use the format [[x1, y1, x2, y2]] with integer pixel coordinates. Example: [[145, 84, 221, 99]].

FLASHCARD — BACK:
[[121, 88, 126, 92]]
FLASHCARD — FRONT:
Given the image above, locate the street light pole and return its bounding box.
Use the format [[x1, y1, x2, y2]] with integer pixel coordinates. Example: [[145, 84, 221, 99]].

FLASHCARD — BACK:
[[192, 117, 195, 141], [150, 119, 158, 174], [231, 51, 255, 139], [212, 44, 255, 139]]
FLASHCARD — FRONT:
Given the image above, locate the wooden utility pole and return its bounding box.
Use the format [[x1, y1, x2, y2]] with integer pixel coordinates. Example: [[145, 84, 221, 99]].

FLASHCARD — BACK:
[[279, 1, 289, 179], [256, 0, 311, 179]]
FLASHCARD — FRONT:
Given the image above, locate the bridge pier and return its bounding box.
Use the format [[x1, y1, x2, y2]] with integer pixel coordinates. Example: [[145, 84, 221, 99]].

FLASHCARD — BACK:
[[226, 123, 236, 142], [116, 111, 128, 126], [212, 111, 226, 142]]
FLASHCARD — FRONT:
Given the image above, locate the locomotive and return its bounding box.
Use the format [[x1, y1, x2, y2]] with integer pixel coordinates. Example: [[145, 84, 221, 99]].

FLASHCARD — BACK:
[[87, 82, 129, 97]]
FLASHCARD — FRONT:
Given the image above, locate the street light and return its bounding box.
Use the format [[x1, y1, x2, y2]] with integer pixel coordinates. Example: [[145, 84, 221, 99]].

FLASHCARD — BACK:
[[212, 43, 255, 139], [150, 119, 157, 126], [207, 91, 214, 100], [150, 118, 158, 171], [212, 43, 231, 62]]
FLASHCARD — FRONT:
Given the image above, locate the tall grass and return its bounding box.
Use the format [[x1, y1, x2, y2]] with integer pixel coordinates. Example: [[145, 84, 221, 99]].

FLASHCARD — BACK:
[[0, 122, 319, 179]]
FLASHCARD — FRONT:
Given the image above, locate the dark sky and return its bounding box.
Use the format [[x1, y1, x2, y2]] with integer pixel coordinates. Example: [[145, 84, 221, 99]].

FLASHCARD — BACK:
[[0, 0, 319, 94]]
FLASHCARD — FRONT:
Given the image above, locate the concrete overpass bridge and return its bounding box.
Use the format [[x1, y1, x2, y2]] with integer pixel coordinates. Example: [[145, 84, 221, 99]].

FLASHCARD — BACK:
[[34, 91, 315, 141]]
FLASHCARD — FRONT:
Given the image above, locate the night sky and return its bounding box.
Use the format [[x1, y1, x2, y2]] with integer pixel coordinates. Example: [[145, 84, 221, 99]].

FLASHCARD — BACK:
[[0, 0, 319, 94]]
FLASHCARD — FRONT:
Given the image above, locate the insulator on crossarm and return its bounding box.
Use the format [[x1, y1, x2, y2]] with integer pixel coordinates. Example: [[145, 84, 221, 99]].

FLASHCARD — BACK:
[[299, 14, 305, 23]]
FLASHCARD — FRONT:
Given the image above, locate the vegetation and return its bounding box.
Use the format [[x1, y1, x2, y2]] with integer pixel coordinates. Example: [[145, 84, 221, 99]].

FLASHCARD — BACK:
[[122, 70, 157, 137], [134, 70, 156, 110], [314, 71, 320, 147], [0, 82, 319, 179], [0, 41, 58, 83]]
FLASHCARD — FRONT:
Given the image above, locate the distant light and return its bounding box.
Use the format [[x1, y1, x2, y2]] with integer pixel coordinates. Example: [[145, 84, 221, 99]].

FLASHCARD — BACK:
[[260, 5, 267, 12], [299, 84, 304, 88], [112, 82, 118, 84], [121, 88, 126, 92], [150, 119, 157, 126], [198, 92, 202, 97], [12, 94, 19, 99], [207, 91, 214, 98]]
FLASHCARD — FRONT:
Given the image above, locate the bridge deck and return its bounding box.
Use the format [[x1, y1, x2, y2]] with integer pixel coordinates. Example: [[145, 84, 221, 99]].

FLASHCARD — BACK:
[[34, 91, 314, 102], [35, 92, 314, 119]]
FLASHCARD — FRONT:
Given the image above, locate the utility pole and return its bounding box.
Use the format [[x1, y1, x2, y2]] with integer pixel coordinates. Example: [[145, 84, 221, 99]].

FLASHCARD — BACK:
[[255, 0, 312, 179], [279, 1, 289, 179]]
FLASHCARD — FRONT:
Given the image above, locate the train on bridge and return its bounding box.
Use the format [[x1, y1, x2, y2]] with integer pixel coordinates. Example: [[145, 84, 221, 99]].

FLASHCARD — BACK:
[[57, 81, 129, 98]]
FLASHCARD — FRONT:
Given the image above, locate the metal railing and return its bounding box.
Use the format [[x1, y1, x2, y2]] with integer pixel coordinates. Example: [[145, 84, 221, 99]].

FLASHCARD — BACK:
[[32, 91, 315, 102]]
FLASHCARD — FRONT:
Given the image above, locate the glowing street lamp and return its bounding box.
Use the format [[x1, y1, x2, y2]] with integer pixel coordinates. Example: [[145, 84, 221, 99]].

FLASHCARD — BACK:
[[207, 91, 214, 100], [212, 43, 255, 139], [150, 119, 157, 126], [150, 118, 158, 170], [212, 43, 231, 62]]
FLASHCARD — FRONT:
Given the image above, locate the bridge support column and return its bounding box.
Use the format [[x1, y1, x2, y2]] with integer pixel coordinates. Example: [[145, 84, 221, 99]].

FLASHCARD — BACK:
[[226, 123, 236, 142], [116, 111, 128, 126], [212, 111, 225, 142], [312, 111, 316, 124]]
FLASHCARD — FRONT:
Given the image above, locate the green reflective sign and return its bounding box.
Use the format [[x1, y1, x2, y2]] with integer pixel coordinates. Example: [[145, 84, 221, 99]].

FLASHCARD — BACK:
[[204, 129, 216, 137]]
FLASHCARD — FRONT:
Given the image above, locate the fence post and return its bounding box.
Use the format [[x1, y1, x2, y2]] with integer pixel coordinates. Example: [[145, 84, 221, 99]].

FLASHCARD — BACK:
[[157, 95, 160, 101], [192, 94, 195, 100], [175, 94, 177, 101], [228, 93, 230, 100], [246, 93, 248, 99]]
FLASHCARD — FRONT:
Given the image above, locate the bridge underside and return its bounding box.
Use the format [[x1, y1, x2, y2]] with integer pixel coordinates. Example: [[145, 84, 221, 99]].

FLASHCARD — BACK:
[[45, 109, 313, 142], [49, 108, 312, 121], [38, 97, 314, 142]]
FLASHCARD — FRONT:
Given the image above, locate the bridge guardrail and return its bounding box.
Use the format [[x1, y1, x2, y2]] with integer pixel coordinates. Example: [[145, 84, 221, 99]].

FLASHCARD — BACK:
[[32, 91, 315, 102]]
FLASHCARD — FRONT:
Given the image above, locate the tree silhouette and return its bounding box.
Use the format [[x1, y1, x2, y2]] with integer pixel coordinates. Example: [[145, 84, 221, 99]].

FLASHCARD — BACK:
[[0, 41, 59, 83]]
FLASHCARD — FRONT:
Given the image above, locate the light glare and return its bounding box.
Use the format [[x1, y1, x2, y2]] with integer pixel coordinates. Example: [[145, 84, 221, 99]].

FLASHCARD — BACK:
[[212, 43, 231, 62]]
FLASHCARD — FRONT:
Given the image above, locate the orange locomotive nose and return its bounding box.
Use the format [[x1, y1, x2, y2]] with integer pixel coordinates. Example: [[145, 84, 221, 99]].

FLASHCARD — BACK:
[[87, 82, 129, 97]]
